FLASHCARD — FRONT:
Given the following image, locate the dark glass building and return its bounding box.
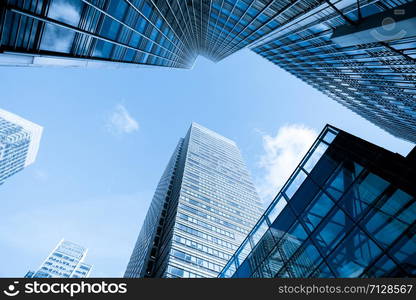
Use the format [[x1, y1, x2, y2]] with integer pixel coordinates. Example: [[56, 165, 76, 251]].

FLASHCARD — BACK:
[[219, 125, 416, 278], [125, 123, 263, 278], [250, 0, 416, 142]]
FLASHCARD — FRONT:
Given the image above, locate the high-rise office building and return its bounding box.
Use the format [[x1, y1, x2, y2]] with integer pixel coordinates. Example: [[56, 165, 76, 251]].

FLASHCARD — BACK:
[[219, 124, 416, 278], [25, 239, 92, 278], [125, 123, 263, 278], [0, 108, 43, 185], [0, 0, 284, 68], [1, 1, 415, 140], [250, 0, 416, 142]]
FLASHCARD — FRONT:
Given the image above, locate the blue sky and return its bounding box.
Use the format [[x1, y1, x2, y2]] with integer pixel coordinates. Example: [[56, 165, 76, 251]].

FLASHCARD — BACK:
[[0, 49, 413, 277]]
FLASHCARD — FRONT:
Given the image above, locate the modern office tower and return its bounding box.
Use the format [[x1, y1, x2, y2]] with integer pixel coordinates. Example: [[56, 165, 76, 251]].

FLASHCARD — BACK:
[[0, 0, 196, 68], [0, 0, 282, 68], [25, 239, 92, 278], [0, 109, 43, 185], [125, 123, 263, 278], [250, 0, 416, 142], [219, 124, 416, 278]]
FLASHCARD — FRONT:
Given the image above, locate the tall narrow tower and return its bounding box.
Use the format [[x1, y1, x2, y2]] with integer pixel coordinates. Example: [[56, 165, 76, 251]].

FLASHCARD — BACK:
[[125, 123, 263, 278], [0, 109, 43, 185]]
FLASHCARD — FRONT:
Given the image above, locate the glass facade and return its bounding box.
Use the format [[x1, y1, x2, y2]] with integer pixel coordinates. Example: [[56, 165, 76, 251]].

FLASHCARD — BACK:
[[250, 0, 416, 142], [25, 239, 92, 278], [0, 109, 43, 186], [0, 0, 195, 68], [0, 0, 286, 67], [219, 125, 416, 278], [124, 122, 263, 278]]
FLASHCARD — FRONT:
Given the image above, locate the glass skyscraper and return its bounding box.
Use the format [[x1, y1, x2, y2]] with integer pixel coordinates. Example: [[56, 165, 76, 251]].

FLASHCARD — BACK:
[[250, 0, 416, 142], [219, 124, 416, 278], [0, 0, 285, 68], [0, 108, 43, 186], [124, 123, 263, 278], [25, 239, 92, 278]]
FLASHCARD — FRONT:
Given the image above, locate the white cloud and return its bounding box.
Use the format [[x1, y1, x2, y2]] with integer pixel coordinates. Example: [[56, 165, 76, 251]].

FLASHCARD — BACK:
[[257, 124, 317, 204], [107, 104, 139, 135]]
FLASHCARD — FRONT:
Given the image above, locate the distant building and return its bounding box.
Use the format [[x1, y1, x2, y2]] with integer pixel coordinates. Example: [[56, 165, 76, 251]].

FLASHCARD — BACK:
[[219, 124, 416, 278], [0, 109, 42, 185], [125, 123, 263, 278], [25, 239, 92, 278]]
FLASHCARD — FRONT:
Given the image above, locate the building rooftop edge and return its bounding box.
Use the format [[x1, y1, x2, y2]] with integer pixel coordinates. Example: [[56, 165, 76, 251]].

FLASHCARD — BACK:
[[190, 122, 237, 146], [0, 108, 43, 167]]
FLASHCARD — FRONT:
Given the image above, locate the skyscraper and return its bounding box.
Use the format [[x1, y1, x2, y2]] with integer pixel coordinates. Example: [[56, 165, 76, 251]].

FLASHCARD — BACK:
[[125, 123, 263, 278], [0, 108, 43, 185], [219, 124, 416, 278], [250, 0, 416, 142], [25, 239, 92, 278], [1, 1, 415, 141], [0, 0, 284, 68]]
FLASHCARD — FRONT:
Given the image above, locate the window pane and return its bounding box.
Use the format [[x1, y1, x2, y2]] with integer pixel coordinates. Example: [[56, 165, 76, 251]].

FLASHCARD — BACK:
[[256, 247, 284, 278], [389, 234, 416, 276], [40, 24, 75, 53], [309, 153, 339, 186], [340, 172, 390, 220], [237, 240, 252, 265], [313, 208, 354, 256], [287, 242, 322, 278], [48, 0, 82, 26], [364, 210, 408, 247], [379, 189, 413, 217], [328, 228, 382, 277], [290, 176, 320, 215], [312, 261, 335, 278], [357, 173, 390, 205], [322, 130, 337, 144], [284, 170, 307, 199], [270, 205, 296, 233], [248, 230, 278, 277], [397, 202, 416, 225], [266, 195, 287, 224], [302, 191, 335, 231], [303, 142, 328, 173], [324, 161, 362, 200], [251, 218, 269, 245], [365, 255, 399, 277], [221, 258, 236, 278], [234, 258, 252, 278]]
